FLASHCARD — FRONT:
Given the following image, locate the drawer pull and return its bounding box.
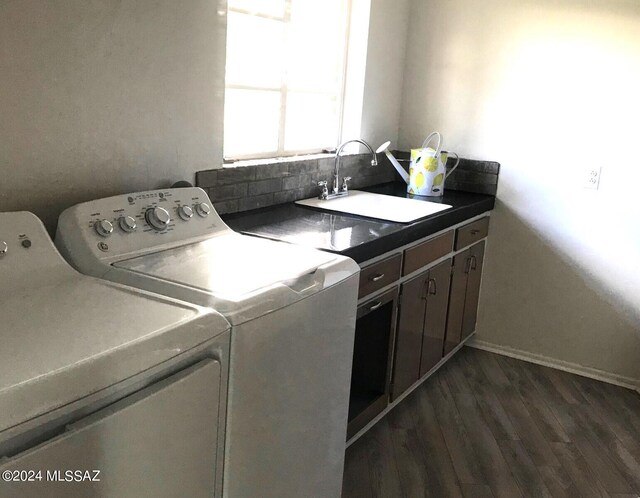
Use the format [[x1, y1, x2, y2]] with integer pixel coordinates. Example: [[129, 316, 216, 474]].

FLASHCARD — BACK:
[[370, 273, 385, 282], [369, 301, 383, 311], [470, 229, 480, 235]]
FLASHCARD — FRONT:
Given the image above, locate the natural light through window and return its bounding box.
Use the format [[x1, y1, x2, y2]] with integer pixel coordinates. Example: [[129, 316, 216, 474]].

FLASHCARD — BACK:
[[224, 0, 350, 159]]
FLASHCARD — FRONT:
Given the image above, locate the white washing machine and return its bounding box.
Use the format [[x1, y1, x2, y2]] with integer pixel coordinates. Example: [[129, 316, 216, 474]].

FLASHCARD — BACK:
[[55, 187, 360, 498], [0, 211, 230, 498]]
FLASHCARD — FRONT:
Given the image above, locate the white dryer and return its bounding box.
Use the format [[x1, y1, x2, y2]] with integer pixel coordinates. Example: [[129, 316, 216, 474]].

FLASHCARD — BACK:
[[0, 211, 230, 498], [55, 187, 360, 498]]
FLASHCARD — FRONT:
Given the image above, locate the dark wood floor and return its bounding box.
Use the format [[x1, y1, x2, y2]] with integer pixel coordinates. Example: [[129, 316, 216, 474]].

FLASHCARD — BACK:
[[342, 346, 640, 498]]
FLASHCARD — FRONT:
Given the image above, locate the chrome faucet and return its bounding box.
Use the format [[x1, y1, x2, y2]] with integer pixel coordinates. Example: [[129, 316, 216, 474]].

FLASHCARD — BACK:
[[318, 139, 378, 200], [333, 139, 378, 194]]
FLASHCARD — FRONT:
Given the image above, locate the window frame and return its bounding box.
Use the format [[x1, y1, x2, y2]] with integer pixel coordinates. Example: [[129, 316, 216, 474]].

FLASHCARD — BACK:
[[223, 0, 352, 162]]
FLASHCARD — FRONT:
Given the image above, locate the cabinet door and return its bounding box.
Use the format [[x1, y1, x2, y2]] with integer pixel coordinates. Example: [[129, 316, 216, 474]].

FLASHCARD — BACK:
[[391, 272, 428, 400], [420, 258, 452, 376], [444, 248, 470, 356], [461, 241, 485, 340]]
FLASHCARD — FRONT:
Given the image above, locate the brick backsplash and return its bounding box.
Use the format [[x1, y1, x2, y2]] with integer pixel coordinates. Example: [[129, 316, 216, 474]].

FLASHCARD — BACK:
[[196, 152, 499, 214], [393, 151, 500, 196], [196, 154, 397, 215]]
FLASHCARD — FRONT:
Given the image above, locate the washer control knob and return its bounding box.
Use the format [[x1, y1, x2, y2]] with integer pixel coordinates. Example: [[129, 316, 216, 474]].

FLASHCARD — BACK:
[[119, 215, 137, 233], [178, 205, 194, 221], [0, 241, 7, 257], [195, 202, 211, 218], [145, 207, 171, 231], [94, 219, 114, 237]]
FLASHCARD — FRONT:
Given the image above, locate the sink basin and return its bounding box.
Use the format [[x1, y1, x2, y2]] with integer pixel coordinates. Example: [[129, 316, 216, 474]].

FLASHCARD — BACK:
[[295, 190, 452, 223]]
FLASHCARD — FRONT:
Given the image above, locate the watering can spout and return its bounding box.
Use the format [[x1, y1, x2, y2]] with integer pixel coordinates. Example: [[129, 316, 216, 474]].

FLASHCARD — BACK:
[[376, 141, 409, 184]]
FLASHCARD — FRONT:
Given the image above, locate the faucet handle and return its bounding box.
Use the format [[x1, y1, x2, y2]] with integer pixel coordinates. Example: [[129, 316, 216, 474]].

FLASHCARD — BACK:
[[341, 176, 352, 193], [317, 180, 329, 200]]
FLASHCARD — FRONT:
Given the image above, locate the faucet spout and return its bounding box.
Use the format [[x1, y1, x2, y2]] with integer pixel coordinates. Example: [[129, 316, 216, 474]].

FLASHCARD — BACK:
[[333, 139, 378, 195]]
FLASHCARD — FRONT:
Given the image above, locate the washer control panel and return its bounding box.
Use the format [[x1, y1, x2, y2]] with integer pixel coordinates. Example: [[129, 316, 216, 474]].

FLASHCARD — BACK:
[[55, 187, 230, 264]]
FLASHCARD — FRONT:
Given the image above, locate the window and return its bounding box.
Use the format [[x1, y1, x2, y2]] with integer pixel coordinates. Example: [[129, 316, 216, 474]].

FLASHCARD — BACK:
[[224, 0, 351, 160]]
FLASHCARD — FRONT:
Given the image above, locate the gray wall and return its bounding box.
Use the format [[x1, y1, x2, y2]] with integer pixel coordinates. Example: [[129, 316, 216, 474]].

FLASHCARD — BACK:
[[399, 0, 640, 386], [0, 0, 226, 232]]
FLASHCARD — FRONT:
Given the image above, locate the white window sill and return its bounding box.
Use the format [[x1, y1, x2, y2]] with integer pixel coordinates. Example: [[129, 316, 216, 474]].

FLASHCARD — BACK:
[[223, 153, 335, 168], [220, 151, 389, 169]]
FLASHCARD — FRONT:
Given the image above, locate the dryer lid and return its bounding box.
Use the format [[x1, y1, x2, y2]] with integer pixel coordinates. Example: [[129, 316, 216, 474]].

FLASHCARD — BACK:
[[0, 212, 229, 432]]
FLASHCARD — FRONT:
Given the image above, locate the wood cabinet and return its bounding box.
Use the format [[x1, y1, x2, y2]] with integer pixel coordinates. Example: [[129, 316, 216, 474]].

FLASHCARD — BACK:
[[347, 288, 399, 439], [358, 254, 402, 298], [420, 259, 453, 376], [391, 273, 426, 399], [444, 241, 485, 355], [347, 216, 490, 441], [403, 230, 453, 276], [391, 258, 452, 400], [455, 217, 489, 250]]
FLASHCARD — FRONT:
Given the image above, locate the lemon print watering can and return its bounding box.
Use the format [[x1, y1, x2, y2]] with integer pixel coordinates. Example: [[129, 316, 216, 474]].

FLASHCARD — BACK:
[[377, 132, 460, 197]]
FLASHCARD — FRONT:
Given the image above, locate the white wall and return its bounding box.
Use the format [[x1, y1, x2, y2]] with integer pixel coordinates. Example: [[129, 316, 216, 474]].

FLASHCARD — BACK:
[[342, 0, 410, 153], [399, 0, 640, 384], [360, 0, 411, 149], [0, 0, 226, 231]]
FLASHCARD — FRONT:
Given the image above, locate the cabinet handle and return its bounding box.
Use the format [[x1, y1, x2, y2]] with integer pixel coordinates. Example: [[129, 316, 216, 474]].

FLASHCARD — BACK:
[[470, 229, 480, 235], [428, 278, 437, 295], [370, 273, 385, 282], [464, 257, 472, 274], [421, 280, 428, 300], [369, 301, 383, 311], [470, 255, 477, 270]]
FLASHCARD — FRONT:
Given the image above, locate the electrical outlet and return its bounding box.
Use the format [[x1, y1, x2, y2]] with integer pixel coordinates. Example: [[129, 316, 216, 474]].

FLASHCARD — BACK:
[[583, 166, 601, 190]]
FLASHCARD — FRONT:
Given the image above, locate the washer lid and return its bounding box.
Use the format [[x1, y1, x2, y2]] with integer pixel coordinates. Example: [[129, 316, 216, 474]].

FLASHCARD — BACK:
[[0, 212, 229, 432], [114, 232, 358, 324]]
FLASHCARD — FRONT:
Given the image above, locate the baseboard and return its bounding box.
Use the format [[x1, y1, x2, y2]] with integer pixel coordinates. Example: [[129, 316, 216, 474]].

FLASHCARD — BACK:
[[467, 338, 640, 394]]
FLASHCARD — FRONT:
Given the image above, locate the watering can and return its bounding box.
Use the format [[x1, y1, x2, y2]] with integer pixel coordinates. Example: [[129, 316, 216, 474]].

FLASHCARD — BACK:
[[377, 132, 460, 197]]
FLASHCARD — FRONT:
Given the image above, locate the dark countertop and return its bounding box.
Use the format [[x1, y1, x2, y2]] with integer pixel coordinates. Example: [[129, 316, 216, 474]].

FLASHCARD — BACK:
[[224, 182, 495, 264]]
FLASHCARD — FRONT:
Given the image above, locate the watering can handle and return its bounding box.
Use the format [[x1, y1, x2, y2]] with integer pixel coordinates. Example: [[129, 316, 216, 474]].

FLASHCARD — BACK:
[[420, 131, 442, 154], [445, 151, 460, 179]]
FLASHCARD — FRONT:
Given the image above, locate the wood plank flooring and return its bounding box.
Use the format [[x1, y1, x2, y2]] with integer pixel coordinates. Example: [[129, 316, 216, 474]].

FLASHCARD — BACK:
[[342, 346, 640, 498]]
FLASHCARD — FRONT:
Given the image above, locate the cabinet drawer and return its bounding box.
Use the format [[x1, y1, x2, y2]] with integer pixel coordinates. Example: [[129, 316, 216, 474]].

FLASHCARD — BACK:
[[455, 217, 489, 250], [403, 231, 454, 276], [359, 254, 402, 298]]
